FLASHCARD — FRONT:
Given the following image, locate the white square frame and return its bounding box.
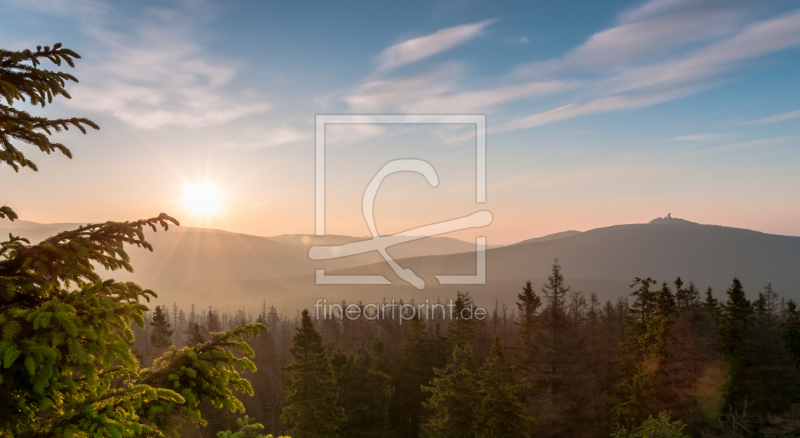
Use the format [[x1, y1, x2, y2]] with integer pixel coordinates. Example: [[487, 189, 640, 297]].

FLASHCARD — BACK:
[[314, 114, 488, 287]]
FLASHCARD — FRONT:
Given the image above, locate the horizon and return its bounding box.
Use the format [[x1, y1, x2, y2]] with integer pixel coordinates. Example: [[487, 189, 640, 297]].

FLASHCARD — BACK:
[[5, 213, 800, 245]]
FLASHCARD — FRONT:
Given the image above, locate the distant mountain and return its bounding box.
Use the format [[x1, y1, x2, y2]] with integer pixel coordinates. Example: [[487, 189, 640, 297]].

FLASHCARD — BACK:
[[511, 230, 582, 246], [3, 218, 798, 311], [0, 221, 481, 287], [327, 218, 800, 307]]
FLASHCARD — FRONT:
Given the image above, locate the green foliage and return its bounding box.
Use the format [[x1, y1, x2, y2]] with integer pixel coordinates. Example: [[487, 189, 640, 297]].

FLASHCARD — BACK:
[[0, 43, 269, 437], [421, 345, 480, 438], [0, 44, 98, 174], [475, 336, 533, 438], [331, 346, 393, 438], [216, 415, 290, 438], [139, 324, 266, 434], [784, 299, 800, 368], [514, 280, 541, 352], [629, 277, 658, 324], [703, 287, 719, 318], [612, 412, 689, 438], [389, 317, 447, 438], [447, 291, 476, 352], [616, 280, 679, 422], [716, 278, 752, 358], [281, 309, 345, 438]]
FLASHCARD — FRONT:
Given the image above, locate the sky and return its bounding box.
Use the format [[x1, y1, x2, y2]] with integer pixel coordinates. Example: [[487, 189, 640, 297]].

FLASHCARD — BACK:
[[1, 0, 800, 244]]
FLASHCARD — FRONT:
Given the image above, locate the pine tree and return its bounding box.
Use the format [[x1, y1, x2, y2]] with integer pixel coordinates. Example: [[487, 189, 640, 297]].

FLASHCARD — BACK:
[[528, 260, 592, 437], [150, 305, 174, 356], [281, 309, 345, 438], [448, 291, 476, 352], [783, 300, 800, 368], [736, 283, 798, 413], [475, 335, 533, 438], [660, 306, 721, 434], [516, 280, 542, 345], [422, 345, 480, 438], [629, 277, 658, 324], [615, 278, 664, 424], [717, 278, 752, 358], [0, 44, 267, 437], [208, 306, 222, 333], [389, 317, 447, 438], [514, 280, 543, 377], [184, 321, 207, 346], [331, 346, 393, 438]]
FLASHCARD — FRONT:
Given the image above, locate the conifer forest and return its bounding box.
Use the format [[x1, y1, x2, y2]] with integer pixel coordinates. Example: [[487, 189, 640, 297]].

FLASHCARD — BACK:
[[126, 264, 800, 438]]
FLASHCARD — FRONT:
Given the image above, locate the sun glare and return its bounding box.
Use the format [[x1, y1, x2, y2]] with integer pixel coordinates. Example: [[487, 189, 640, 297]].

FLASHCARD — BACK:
[[183, 182, 222, 216]]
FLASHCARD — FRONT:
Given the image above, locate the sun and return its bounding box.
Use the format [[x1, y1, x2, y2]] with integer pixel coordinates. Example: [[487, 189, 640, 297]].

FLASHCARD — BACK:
[[183, 182, 222, 216]]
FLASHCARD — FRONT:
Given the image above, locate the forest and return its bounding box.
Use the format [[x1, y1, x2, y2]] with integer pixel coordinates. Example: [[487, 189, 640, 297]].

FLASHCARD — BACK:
[[132, 261, 800, 438]]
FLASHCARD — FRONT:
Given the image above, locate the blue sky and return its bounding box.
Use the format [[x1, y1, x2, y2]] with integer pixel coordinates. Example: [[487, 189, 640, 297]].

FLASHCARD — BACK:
[[1, 0, 800, 243]]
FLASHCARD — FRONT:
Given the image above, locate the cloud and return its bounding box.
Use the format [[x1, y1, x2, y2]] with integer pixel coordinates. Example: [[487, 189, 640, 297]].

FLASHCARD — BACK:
[[515, 0, 746, 77], [215, 126, 311, 149], [501, 94, 667, 131], [64, 5, 267, 129], [346, 63, 572, 114], [671, 133, 734, 141], [502, 7, 800, 131], [687, 135, 800, 154], [4, 0, 110, 20], [324, 124, 388, 147], [377, 19, 496, 72], [747, 110, 800, 125]]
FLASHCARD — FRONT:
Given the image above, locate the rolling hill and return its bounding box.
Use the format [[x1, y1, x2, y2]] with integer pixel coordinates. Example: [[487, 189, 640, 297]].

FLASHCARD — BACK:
[[3, 216, 798, 311]]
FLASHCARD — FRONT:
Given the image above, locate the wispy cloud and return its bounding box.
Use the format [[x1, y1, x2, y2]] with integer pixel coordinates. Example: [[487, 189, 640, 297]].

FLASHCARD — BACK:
[[687, 135, 800, 154], [5, 0, 111, 20], [501, 6, 800, 131], [347, 63, 571, 113], [215, 126, 311, 149], [63, 4, 267, 130], [672, 133, 734, 141], [747, 110, 800, 125], [514, 0, 746, 77], [377, 19, 496, 72]]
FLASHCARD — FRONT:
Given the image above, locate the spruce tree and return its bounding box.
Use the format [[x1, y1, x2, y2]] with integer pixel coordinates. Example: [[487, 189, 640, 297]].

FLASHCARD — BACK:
[[281, 309, 345, 438], [736, 283, 798, 413], [448, 291, 476, 352], [717, 278, 752, 358], [389, 317, 447, 438], [516, 280, 542, 346], [150, 305, 174, 356], [783, 300, 800, 368], [703, 287, 719, 314], [185, 321, 207, 346], [0, 44, 267, 437], [529, 261, 592, 437], [422, 345, 480, 438], [615, 278, 663, 424], [660, 306, 720, 434], [331, 346, 393, 438], [475, 335, 533, 438]]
